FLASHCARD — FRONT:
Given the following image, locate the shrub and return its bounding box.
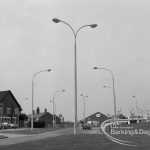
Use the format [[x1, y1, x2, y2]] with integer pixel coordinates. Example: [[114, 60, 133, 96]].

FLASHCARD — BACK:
[[27, 120, 45, 128]]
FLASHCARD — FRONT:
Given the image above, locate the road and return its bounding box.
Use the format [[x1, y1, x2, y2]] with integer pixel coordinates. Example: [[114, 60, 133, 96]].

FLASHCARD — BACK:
[[0, 127, 102, 146]]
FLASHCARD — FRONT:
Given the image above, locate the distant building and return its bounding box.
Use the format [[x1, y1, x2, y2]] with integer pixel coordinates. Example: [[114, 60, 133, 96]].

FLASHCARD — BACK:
[[0, 90, 22, 125], [28, 107, 61, 127], [85, 112, 108, 126], [127, 115, 145, 124], [110, 114, 127, 120], [19, 113, 28, 127], [117, 114, 127, 119]]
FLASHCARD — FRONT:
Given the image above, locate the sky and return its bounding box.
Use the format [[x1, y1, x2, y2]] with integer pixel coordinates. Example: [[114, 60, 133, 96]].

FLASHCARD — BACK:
[[0, 0, 150, 121]]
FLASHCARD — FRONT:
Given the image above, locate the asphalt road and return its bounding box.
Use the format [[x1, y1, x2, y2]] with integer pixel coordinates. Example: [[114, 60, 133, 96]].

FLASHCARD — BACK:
[[0, 127, 102, 146]]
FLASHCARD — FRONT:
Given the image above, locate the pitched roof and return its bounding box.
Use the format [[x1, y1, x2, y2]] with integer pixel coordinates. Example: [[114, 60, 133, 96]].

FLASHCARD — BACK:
[[28, 112, 60, 120], [28, 112, 55, 118], [28, 112, 49, 119], [85, 112, 107, 119], [0, 90, 9, 102], [0, 90, 22, 110]]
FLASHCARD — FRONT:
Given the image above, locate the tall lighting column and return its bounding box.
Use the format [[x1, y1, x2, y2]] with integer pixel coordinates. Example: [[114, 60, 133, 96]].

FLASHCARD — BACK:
[[81, 94, 88, 124], [50, 100, 56, 127], [20, 98, 28, 109], [52, 89, 65, 128], [31, 69, 51, 130], [132, 95, 139, 120], [93, 67, 117, 125], [52, 18, 97, 134]]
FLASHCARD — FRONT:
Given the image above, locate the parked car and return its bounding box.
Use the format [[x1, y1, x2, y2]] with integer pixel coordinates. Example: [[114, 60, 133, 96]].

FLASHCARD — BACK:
[[82, 124, 92, 130], [0, 122, 18, 129]]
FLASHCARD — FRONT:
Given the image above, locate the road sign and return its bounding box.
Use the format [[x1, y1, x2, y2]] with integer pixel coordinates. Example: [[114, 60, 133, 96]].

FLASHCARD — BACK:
[[96, 114, 101, 118]]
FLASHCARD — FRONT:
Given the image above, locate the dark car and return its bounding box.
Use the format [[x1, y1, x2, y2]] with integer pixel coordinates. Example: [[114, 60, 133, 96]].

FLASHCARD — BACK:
[[0, 122, 18, 129], [82, 124, 92, 130]]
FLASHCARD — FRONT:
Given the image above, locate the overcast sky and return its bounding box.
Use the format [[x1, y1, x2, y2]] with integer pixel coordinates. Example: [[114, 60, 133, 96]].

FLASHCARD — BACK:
[[0, 0, 150, 121]]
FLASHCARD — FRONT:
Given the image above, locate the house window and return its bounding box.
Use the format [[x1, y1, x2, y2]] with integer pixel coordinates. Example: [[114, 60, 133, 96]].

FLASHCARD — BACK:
[[7, 108, 11, 115], [0, 107, 3, 115], [15, 108, 19, 115], [0, 103, 3, 115]]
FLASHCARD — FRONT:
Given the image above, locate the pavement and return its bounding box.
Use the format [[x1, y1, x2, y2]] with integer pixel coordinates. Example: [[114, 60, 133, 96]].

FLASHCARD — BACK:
[[0, 127, 103, 146]]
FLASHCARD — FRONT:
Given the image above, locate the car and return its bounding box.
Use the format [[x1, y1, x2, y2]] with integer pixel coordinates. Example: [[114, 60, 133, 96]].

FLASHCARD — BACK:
[[0, 122, 18, 129], [82, 124, 92, 130], [0, 122, 9, 129], [9, 123, 18, 129]]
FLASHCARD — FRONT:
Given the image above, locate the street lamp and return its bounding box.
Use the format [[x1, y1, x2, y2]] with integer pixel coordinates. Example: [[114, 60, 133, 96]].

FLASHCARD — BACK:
[[52, 89, 65, 128], [50, 100, 56, 127], [132, 95, 139, 119], [31, 69, 51, 130], [144, 108, 150, 119], [20, 98, 28, 109], [81, 94, 88, 124], [93, 67, 117, 125], [103, 85, 112, 89], [52, 18, 97, 134]]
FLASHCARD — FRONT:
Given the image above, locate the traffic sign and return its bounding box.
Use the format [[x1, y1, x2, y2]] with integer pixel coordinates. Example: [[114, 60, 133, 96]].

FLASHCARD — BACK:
[[96, 114, 101, 117]]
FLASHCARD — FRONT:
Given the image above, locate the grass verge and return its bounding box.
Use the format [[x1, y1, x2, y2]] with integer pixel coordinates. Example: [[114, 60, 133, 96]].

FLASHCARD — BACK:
[[0, 134, 149, 150], [0, 127, 64, 135]]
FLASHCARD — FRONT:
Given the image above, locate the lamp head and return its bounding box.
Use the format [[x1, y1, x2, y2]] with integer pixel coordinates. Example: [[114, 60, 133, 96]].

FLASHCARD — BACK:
[[93, 67, 98, 70], [47, 69, 51, 72], [81, 94, 88, 98], [90, 24, 97, 28], [52, 18, 60, 23]]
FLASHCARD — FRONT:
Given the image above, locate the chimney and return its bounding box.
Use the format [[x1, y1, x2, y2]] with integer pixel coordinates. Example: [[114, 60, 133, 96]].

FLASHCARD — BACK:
[[33, 110, 35, 114], [36, 107, 40, 114], [59, 114, 62, 119], [44, 108, 47, 113]]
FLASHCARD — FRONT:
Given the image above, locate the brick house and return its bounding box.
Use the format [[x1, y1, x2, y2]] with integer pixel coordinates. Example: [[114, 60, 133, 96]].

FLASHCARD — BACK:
[[85, 112, 108, 126], [0, 90, 22, 125], [28, 107, 61, 127]]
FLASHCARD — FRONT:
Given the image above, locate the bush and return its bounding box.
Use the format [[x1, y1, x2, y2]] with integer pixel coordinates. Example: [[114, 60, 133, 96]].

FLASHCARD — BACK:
[[27, 120, 45, 128]]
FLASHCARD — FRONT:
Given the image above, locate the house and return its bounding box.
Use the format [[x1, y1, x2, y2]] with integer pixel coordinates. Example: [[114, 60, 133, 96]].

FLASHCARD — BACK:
[[0, 90, 22, 125], [85, 112, 108, 126], [28, 107, 61, 127]]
